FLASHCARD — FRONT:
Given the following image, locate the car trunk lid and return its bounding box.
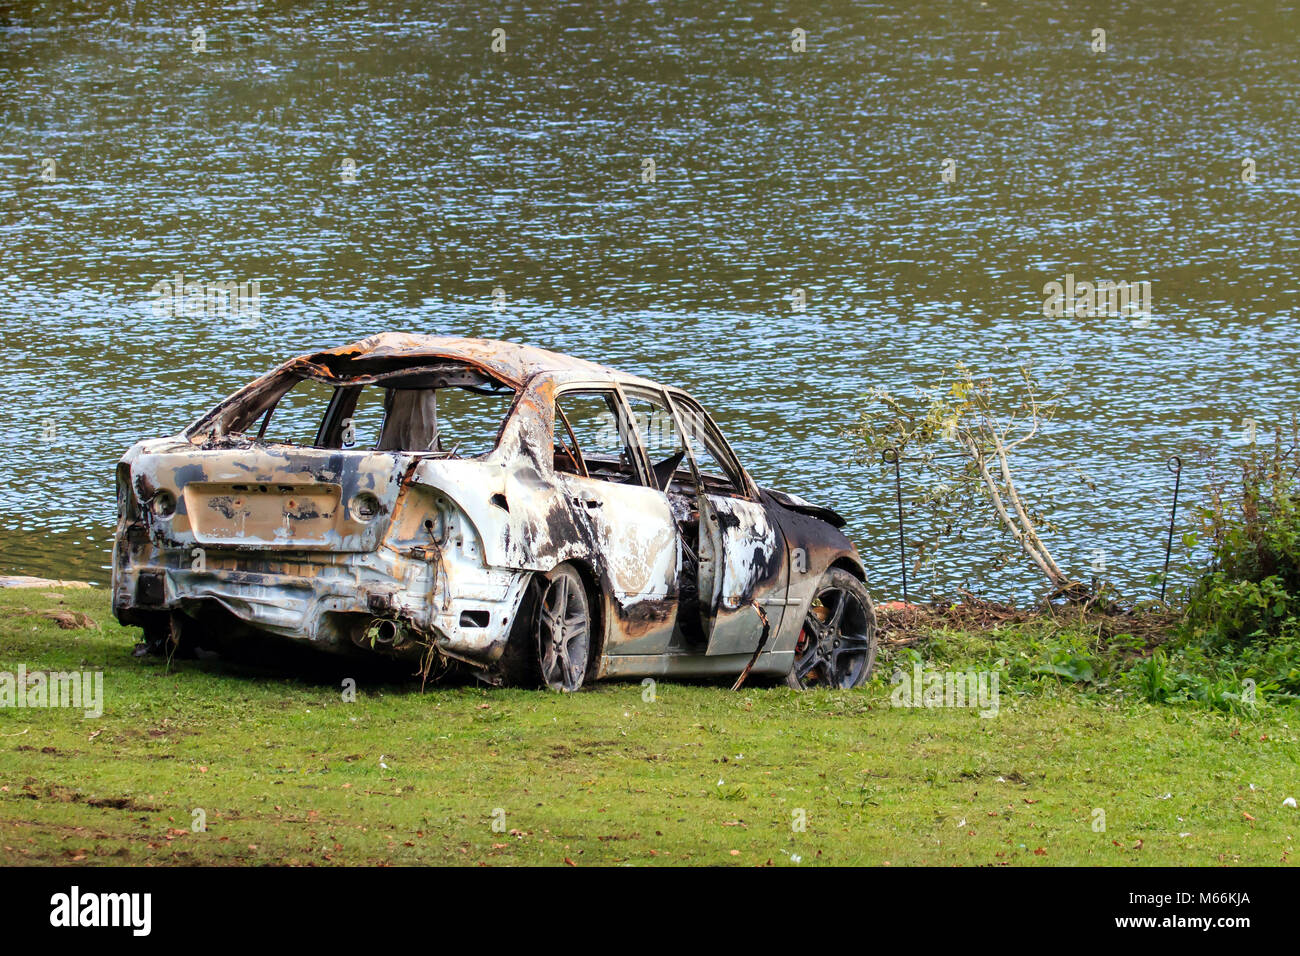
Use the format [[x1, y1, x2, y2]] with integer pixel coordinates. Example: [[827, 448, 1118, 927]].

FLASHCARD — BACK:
[[127, 438, 412, 552]]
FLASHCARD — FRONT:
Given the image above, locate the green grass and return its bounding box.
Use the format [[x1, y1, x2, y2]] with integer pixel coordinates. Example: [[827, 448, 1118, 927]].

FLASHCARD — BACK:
[[1, 588, 1297, 866]]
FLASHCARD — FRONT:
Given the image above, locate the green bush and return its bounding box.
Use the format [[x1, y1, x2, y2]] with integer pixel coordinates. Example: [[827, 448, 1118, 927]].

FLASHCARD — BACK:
[[1186, 425, 1300, 649], [1169, 424, 1300, 703], [1117, 647, 1260, 715]]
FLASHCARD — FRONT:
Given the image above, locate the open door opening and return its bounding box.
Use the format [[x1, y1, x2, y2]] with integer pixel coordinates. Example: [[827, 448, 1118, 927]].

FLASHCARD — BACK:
[[622, 388, 788, 656]]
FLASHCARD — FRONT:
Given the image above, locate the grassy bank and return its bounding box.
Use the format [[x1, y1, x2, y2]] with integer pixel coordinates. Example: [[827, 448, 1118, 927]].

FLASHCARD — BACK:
[[1, 587, 1297, 866]]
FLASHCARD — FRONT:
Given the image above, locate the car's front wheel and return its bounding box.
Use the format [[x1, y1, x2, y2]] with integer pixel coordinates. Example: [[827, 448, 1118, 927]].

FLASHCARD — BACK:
[[786, 568, 877, 690]]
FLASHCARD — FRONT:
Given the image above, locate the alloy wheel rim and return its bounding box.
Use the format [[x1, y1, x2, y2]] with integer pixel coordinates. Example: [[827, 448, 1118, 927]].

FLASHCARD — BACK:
[[793, 586, 873, 689], [537, 574, 589, 691]]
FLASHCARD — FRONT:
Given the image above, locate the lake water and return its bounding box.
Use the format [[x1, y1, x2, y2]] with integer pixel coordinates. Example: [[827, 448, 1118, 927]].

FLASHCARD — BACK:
[[2, 0, 1297, 603]]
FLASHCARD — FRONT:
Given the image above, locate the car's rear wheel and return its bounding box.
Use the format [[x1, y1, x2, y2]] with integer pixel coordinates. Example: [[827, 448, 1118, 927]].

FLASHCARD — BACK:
[[536, 564, 592, 692], [786, 568, 877, 690], [503, 563, 593, 691]]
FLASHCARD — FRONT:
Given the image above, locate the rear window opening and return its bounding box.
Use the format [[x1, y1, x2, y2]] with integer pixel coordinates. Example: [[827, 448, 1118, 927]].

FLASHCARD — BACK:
[[196, 363, 518, 458]]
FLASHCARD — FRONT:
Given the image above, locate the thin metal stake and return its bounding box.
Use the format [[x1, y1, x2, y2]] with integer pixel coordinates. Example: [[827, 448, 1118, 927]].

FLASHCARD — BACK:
[[1161, 455, 1182, 603], [883, 448, 907, 604]]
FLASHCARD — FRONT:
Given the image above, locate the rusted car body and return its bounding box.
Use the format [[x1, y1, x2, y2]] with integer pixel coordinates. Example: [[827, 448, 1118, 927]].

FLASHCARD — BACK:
[[112, 334, 877, 690]]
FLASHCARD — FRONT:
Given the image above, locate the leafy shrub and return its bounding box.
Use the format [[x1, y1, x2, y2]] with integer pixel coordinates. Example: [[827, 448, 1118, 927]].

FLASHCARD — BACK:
[[1186, 423, 1300, 649], [1128, 649, 1176, 703], [1120, 648, 1261, 715]]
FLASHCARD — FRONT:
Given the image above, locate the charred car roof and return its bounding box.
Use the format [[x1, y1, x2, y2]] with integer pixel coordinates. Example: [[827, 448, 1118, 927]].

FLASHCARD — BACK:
[[289, 333, 659, 390], [185, 334, 668, 441]]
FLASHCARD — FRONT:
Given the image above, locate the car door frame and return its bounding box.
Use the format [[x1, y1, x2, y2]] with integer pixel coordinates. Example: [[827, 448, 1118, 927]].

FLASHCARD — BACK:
[[549, 381, 682, 658], [659, 389, 789, 657]]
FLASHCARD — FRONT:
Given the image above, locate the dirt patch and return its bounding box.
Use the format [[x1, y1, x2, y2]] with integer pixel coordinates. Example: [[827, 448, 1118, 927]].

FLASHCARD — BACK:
[[37, 609, 97, 630], [876, 596, 1179, 651], [14, 783, 159, 813], [6, 606, 97, 628], [13, 745, 67, 756], [115, 723, 198, 740]]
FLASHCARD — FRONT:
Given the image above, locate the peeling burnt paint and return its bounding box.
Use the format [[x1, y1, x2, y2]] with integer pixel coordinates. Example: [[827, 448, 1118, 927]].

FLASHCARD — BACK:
[[112, 335, 868, 685]]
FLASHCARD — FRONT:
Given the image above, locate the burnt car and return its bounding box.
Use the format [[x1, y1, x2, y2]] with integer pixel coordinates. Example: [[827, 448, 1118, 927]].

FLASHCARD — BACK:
[[113, 334, 877, 691]]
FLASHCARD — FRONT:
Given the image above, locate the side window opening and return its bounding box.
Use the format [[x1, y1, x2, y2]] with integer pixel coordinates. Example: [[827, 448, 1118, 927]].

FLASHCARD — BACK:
[[671, 397, 747, 497], [552, 390, 640, 484], [623, 391, 690, 493]]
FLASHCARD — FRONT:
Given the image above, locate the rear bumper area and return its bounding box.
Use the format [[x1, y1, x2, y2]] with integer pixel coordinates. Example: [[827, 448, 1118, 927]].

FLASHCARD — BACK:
[[113, 533, 529, 667]]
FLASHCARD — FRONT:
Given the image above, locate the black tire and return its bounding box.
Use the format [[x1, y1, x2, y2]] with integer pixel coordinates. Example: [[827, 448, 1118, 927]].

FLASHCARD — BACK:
[[501, 563, 593, 691], [785, 568, 877, 690]]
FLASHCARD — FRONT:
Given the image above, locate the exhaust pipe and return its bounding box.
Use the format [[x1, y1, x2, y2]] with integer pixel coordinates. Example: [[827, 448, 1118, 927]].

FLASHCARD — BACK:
[[363, 617, 407, 648]]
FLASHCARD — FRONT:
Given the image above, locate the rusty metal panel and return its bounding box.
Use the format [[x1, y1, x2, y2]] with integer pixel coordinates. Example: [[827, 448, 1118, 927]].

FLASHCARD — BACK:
[[184, 482, 342, 546]]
